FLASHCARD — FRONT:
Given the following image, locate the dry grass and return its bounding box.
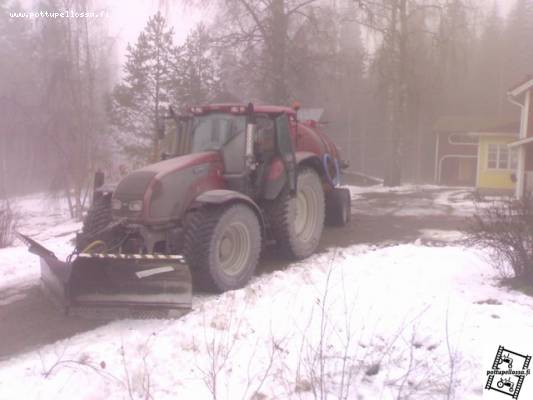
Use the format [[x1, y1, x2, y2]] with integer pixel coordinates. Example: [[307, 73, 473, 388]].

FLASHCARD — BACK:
[[0, 200, 16, 248], [468, 195, 533, 284]]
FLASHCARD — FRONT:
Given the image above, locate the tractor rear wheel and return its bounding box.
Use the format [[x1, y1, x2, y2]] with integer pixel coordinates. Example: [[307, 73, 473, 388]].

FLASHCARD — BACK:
[[267, 168, 325, 259], [76, 195, 112, 252], [325, 188, 351, 226], [184, 204, 261, 292]]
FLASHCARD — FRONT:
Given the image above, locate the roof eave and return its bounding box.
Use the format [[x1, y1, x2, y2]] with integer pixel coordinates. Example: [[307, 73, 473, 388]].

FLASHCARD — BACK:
[[467, 131, 517, 137], [508, 79, 533, 98], [508, 136, 533, 148]]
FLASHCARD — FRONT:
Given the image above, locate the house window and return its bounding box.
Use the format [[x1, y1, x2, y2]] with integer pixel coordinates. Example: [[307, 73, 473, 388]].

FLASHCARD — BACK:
[[487, 144, 518, 170]]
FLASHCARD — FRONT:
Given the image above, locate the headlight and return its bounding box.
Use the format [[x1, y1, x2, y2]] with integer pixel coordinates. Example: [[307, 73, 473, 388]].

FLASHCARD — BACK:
[[111, 198, 122, 210], [128, 200, 143, 212]]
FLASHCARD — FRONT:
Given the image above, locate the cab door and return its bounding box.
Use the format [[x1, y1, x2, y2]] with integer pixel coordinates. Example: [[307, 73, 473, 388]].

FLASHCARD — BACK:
[[275, 113, 297, 194]]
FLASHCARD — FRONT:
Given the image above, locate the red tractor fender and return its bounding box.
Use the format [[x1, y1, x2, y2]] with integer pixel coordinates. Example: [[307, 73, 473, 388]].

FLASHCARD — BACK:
[[295, 151, 320, 165], [191, 189, 265, 230], [295, 151, 337, 189], [263, 152, 336, 200]]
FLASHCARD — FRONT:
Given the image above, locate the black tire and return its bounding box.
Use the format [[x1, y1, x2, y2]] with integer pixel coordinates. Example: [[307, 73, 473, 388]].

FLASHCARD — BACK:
[[183, 203, 262, 292], [76, 195, 112, 251], [267, 168, 325, 259], [325, 188, 351, 226]]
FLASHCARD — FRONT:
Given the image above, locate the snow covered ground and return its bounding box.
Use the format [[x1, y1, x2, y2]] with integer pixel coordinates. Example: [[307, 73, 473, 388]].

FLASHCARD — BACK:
[[0, 186, 531, 399], [0, 193, 79, 296], [349, 184, 504, 218]]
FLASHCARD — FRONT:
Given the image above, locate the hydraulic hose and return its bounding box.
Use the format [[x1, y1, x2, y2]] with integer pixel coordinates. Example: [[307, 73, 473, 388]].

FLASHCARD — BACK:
[[81, 240, 106, 253], [323, 153, 340, 187]]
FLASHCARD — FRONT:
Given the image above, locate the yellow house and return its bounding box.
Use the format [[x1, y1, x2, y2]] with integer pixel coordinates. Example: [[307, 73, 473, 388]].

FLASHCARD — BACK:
[[433, 116, 519, 188], [472, 132, 518, 193]]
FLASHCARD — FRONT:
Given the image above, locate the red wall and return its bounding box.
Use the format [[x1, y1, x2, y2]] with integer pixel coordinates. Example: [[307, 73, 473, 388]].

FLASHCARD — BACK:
[[436, 132, 478, 184], [526, 147, 533, 171]]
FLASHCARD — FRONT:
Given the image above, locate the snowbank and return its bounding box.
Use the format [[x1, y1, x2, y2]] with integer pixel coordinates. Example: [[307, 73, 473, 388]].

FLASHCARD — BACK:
[[1, 243, 531, 399], [1, 187, 530, 399], [0, 193, 79, 291]]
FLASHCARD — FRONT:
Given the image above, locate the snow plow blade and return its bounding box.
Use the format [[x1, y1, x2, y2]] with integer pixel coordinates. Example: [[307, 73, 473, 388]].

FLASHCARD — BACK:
[[17, 233, 192, 319]]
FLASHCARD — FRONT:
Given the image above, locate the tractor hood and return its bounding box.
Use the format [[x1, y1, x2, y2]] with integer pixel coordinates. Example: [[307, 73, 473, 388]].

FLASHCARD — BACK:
[[112, 151, 223, 223]]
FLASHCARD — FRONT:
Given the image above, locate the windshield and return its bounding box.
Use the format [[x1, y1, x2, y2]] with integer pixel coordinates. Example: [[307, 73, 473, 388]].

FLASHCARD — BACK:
[[190, 113, 246, 153], [161, 112, 247, 158]]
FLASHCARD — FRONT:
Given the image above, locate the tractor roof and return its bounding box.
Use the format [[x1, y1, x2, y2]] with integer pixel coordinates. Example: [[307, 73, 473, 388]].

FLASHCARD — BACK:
[[191, 103, 297, 116]]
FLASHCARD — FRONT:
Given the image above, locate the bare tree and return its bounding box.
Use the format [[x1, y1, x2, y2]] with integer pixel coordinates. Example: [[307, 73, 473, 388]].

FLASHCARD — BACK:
[[205, 0, 331, 104], [355, 0, 430, 185], [35, 0, 113, 219]]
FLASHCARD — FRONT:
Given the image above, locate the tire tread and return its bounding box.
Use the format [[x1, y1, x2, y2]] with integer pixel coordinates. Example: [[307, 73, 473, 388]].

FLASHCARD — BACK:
[[184, 204, 261, 292], [266, 168, 325, 259]]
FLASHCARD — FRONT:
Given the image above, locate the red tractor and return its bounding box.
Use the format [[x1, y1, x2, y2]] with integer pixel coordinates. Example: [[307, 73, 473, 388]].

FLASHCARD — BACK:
[[20, 103, 351, 318]]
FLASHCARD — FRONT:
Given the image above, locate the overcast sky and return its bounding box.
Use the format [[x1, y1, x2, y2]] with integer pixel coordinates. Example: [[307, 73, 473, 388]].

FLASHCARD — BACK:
[[107, 0, 207, 61], [18, 0, 518, 70], [106, 0, 517, 62], [495, 0, 516, 15]]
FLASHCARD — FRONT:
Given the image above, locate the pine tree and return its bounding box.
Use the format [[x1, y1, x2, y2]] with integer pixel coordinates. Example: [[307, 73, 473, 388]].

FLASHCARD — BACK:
[[170, 24, 221, 107], [109, 12, 174, 164]]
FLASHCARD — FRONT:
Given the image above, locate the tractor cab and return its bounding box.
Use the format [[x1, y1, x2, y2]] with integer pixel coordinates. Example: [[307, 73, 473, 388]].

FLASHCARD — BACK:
[[162, 103, 296, 198]]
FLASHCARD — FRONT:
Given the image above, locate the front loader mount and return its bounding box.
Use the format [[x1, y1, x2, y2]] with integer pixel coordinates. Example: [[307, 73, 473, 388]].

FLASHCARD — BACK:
[[17, 233, 192, 319]]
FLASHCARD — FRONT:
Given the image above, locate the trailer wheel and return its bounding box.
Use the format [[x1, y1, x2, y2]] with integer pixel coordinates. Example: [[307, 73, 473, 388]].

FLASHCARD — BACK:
[[184, 204, 261, 292], [325, 188, 351, 226], [76, 195, 112, 251], [268, 168, 325, 259]]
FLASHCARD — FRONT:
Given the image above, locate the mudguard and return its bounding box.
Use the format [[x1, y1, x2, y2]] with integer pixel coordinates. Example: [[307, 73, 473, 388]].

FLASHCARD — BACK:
[[193, 189, 265, 228], [295, 151, 319, 165], [295, 151, 339, 189]]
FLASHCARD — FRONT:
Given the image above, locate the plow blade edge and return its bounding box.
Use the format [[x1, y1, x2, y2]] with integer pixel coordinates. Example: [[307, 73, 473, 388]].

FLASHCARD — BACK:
[[18, 233, 192, 319]]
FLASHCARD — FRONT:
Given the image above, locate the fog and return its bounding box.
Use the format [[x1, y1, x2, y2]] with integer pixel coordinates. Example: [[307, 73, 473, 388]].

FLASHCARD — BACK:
[[2, 3, 533, 396], [0, 0, 531, 204]]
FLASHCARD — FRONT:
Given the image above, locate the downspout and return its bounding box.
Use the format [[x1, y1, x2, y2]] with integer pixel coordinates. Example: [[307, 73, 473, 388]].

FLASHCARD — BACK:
[[508, 93, 527, 198], [434, 133, 440, 184]]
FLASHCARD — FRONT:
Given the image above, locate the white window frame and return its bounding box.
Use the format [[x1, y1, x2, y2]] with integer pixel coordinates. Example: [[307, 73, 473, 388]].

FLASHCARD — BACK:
[[448, 133, 477, 145], [487, 143, 518, 170]]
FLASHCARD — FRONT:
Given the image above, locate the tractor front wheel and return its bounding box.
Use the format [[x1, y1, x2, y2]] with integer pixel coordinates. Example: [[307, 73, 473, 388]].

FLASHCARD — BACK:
[[184, 204, 262, 292], [268, 168, 325, 259]]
